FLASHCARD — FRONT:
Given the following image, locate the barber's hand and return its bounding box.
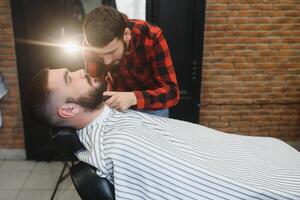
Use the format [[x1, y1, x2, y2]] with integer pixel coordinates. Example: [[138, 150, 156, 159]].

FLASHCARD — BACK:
[[103, 91, 137, 111]]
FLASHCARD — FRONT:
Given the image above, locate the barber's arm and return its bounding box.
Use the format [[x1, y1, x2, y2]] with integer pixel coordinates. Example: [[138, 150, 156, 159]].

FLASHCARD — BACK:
[[104, 31, 180, 111]]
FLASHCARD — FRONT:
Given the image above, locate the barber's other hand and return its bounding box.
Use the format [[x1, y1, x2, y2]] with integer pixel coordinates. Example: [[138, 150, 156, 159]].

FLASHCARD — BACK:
[[103, 91, 137, 111]]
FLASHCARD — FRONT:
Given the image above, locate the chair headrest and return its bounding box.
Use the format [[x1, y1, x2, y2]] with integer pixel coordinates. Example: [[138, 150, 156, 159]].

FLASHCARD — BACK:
[[52, 127, 85, 157]]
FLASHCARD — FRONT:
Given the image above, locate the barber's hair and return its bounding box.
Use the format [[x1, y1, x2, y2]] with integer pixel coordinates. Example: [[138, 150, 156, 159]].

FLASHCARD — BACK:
[[83, 6, 127, 47], [26, 68, 56, 126]]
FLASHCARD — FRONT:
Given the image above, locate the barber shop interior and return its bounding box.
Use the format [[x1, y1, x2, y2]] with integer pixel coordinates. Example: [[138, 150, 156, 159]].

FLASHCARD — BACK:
[[1, 0, 300, 199]]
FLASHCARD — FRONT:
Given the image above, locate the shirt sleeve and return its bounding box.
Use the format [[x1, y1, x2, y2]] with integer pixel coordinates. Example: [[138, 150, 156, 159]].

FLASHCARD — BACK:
[[134, 30, 180, 110]]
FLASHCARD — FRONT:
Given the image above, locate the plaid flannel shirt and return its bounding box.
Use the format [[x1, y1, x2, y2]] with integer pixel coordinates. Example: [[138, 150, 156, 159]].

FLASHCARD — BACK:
[[83, 19, 179, 110]]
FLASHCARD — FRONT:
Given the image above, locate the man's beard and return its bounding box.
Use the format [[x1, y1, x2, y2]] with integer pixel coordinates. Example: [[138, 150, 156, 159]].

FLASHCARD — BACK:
[[66, 80, 107, 111]]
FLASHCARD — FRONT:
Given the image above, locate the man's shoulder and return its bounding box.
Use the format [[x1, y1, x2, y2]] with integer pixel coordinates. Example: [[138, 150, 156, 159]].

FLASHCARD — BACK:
[[128, 19, 162, 39]]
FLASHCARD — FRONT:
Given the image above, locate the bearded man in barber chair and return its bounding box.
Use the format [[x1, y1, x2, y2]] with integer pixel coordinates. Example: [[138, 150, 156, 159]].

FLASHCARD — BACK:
[[26, 68, 300, 199]]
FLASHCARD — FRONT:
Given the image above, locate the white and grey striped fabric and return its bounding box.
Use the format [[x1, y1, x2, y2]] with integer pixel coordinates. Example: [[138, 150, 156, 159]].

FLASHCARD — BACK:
[[76, 105, 300, 200]]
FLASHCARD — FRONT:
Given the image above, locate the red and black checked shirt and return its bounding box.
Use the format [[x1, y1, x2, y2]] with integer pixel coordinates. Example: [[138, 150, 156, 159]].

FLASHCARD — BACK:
[[83, 19, 179, 110]]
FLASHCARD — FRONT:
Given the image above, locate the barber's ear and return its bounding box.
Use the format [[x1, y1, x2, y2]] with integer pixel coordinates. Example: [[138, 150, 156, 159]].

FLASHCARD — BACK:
[[57, 103, 80, 119], [123, 28, 131, 43]]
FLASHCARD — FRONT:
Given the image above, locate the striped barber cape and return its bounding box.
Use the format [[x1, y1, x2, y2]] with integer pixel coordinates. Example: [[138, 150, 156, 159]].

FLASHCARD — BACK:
[[76, 105, 300, 200]]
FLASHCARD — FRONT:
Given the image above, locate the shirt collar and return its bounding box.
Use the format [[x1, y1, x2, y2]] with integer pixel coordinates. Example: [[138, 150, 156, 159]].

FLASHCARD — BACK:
[[80, 104, 111, 130]]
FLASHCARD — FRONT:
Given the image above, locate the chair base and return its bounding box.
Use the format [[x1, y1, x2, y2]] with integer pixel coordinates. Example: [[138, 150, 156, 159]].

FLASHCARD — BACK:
[[50, 160, 73, 200]]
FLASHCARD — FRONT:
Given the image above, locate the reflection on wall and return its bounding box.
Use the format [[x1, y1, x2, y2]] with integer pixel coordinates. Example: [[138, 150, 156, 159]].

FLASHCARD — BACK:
[[80, 0, 146, 20], [116, 0, 145, 20], [81, 0, 117, 14], [0, 73, 8, 128]]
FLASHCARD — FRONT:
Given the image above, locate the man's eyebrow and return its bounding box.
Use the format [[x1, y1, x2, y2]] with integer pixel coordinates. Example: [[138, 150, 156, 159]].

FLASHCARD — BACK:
[[95, 46, 118, 55], [63, 70, 68, 85]]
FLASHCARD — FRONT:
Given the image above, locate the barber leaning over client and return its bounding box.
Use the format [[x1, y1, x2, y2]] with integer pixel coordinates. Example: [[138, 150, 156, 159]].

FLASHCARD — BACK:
[[82, 6, 179, 117]]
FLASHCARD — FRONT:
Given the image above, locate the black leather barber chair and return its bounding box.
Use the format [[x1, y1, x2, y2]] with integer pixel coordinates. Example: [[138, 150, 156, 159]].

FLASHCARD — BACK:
[[52, 128, 114, 200]]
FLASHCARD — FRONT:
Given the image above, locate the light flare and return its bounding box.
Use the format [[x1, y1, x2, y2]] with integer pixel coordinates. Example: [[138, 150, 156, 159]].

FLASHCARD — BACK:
[[63, 41, 81, 54], [16, 38, 84, 55]]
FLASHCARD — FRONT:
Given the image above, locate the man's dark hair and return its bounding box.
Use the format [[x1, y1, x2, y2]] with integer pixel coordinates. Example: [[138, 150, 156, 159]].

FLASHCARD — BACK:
[[26, 68, 54, 126], [83, 6, 127, 47]]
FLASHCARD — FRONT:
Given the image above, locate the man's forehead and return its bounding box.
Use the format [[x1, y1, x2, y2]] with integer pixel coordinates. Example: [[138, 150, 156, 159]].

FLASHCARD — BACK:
[[88, 38, 120, 54], [48, 68, 66, 88], [49, 68, 65, 78]]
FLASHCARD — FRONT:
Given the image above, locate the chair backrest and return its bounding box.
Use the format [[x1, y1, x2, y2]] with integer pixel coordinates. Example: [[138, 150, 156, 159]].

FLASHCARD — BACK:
[[52, 127, 115, 200], [52, 127, 84, 159]]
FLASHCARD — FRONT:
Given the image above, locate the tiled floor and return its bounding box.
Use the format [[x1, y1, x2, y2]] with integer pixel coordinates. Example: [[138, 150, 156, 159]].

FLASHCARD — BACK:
[[0, 160, 80, 200]]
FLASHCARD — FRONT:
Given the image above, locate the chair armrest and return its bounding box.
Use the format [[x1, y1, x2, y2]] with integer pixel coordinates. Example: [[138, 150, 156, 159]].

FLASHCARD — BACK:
[[70, 161, 115, 200]]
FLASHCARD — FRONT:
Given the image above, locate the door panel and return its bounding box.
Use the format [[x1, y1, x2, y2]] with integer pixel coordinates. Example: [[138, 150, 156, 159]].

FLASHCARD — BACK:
[[11, 0, 64, 160], [147, 0, 205, 122]]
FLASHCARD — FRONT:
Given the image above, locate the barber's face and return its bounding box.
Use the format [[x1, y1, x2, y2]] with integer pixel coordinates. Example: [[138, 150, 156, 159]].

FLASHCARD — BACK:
[[90, 38, 127, 71], [48, 68, 106, 110]]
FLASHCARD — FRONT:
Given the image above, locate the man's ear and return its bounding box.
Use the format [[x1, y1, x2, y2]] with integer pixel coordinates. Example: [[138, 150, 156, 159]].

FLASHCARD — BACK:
[[57, 103, 80, 119], [123, 28, 131, 43]]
